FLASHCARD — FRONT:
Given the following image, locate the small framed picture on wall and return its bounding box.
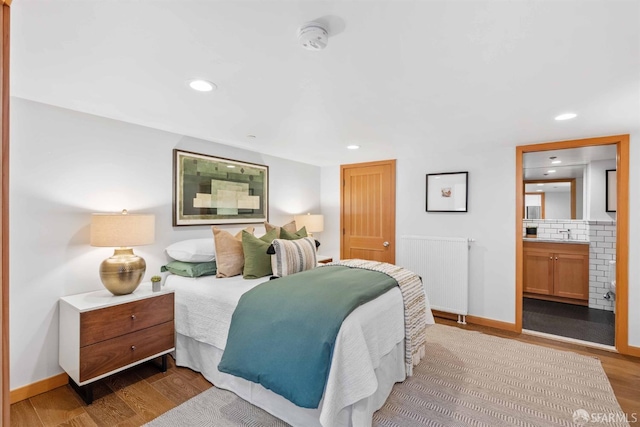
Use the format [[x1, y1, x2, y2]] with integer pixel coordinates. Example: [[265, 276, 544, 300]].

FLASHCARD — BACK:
[[426, 171, 468, 212]]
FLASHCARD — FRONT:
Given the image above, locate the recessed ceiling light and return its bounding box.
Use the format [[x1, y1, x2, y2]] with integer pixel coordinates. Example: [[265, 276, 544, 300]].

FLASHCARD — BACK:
[[547, 170, 556, 173], [227, 165, 235, 169], [555, 113, 577, 121], [537, 183, 544, 186], [188, 79, 216, 92], [347, 145, 360, 150], [551, 160, 562, 164]]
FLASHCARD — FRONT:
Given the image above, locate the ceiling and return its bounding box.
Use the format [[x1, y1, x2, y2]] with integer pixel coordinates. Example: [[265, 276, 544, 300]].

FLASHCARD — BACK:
[[11, 1, 640, 167], [523, 145, 617, 180]]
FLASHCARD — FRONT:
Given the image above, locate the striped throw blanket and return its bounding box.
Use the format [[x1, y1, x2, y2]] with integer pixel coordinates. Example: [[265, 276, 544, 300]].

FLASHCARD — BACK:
[[322, 259, 428, 376]]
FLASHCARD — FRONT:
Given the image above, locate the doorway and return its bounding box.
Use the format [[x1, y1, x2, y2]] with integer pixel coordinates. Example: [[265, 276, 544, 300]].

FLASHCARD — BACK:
[[340, 159, 396, 263], [515, 135, 630, 354]]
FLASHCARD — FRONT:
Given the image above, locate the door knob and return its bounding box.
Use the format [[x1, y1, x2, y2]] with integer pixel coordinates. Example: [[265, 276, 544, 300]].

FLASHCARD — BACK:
[[383, 241, 390, 247]]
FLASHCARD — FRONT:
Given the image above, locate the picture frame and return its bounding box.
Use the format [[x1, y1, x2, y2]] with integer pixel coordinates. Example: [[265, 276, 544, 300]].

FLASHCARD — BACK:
[[173, 149, 269, 226], [606, 169, 617, 212], [426, 171, 468, 212]]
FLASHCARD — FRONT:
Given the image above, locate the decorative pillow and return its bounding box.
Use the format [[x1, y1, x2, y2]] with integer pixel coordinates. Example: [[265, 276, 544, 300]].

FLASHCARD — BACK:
[[270, 237, 318, 277], [165, 238, 215, 262], [242, 229, 278, 279], [264, 220, 297, 237], [279, 226, 308, 240], [212, 226, 255, 278], [161, 260, 217, 278]]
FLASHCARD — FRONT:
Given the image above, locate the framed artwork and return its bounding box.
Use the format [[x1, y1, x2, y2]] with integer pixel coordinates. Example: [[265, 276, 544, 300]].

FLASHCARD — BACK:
[[173, 149, 269, 226], [606, 169, 617, 212], [426, 171, 468, 212]]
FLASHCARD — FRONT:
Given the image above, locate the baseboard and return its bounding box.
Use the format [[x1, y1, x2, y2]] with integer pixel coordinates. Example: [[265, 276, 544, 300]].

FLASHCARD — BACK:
[[465, 315, 518, 332], [10, 373, 69, 404], [431, 310, 458, 321], [432, 310, 517, 332]]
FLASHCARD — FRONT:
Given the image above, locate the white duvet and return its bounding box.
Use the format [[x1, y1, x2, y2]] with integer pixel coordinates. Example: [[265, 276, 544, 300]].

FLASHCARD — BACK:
[[165, 273, 434, 427]]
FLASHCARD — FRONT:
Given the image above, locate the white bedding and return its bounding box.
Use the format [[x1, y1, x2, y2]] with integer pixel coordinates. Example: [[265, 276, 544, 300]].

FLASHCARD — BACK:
[[165, 272, 434, 427]]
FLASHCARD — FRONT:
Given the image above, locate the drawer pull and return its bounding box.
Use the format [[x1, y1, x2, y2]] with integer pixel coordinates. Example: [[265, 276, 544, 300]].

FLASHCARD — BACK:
[[131, 314, 136, 320], [131, 345, 136, 351]]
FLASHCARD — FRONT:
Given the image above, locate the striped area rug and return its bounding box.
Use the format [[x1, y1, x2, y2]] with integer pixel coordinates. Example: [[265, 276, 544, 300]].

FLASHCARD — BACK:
[[146, 325, 628, 427]]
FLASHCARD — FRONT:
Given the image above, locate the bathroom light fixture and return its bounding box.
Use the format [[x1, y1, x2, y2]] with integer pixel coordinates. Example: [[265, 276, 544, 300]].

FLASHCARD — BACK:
[[551, 160, 562, 164], [547, 170, 556, 173], [188, 79, 216, 92], [555, 113, 577, 121], [347, 145, 360, 150], [227, 165, 236, 168]]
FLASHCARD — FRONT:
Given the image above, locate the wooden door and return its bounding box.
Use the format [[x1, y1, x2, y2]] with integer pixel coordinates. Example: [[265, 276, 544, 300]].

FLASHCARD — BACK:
[[554, 252, 589, 300], [341, 160, 396, 263], [523, 249, 553, 295]]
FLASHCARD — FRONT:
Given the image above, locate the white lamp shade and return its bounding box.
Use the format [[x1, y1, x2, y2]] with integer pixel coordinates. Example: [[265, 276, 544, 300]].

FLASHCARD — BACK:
[[90, 212, 155, 247], [294, 214, 324, 233]]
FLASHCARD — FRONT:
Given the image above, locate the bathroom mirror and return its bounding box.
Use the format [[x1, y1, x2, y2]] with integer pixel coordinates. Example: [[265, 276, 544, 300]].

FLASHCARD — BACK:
[[522, 145, 616, 221], [524, 179, 576, 219]]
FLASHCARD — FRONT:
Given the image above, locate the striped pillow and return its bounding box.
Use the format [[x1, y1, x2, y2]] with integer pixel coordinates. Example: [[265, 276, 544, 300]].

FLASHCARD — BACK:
[[270, 237, 317, 277]]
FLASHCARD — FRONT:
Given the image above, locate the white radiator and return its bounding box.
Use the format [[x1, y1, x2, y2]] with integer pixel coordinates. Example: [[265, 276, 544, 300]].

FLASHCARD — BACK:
[[398, 236, 470, 323]]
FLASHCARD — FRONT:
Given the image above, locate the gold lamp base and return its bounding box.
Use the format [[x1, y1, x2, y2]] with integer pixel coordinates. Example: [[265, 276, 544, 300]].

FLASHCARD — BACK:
[[99, 248, 146, 295]]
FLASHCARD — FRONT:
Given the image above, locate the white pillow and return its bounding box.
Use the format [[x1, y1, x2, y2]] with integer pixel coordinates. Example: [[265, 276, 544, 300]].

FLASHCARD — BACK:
[[165, 238, 216, 262]]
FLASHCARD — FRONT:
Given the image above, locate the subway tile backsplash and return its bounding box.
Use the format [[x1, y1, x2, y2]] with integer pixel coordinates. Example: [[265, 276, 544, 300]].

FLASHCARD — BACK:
[[523, 219, 616, 312]]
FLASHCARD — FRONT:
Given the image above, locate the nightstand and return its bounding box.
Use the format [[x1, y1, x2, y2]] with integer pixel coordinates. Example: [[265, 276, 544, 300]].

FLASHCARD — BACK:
[[317, 255, 333, 264], [59, 283, 175, 404]]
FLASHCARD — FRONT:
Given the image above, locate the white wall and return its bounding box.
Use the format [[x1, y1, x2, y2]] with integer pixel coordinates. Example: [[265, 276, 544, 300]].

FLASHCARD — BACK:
[[575, 177, 583, 219], [321, 134, 640, 348], [545, 192, 571, 219], [323, 144, 516, 323], [9, 98, 321, 389], [319, 165, 340, 260]]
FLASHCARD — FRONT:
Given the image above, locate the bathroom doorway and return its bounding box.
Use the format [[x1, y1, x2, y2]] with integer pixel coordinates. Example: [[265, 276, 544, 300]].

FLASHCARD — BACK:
[[515, 135, 630, 354]]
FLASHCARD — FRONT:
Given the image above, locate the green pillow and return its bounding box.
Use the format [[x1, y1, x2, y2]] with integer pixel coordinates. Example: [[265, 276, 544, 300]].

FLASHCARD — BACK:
[[280, 226, 308, 240], [160, 260, 217, 278], [242, 229, 278, 279]]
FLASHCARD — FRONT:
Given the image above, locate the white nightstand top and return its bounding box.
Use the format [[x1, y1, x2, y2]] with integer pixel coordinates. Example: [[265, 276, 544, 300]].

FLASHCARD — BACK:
[[60, 283, 174, 312]]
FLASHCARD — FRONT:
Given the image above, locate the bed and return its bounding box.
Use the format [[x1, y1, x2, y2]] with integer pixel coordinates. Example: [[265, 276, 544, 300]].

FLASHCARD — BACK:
[[164, 261, 434, 427]]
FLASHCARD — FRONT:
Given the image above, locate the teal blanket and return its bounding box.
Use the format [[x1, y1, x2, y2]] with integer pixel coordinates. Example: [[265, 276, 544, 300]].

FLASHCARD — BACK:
[[217, 265, 398, 408]]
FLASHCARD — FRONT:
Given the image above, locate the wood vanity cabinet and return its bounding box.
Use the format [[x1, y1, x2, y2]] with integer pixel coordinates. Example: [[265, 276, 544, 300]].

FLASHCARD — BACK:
[[523, 241, 589, 304]]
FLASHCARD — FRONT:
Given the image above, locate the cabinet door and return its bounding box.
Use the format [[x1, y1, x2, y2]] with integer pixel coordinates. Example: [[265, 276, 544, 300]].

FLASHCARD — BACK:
[[553, 252, 589, 300], [523, 250, 553, 295]]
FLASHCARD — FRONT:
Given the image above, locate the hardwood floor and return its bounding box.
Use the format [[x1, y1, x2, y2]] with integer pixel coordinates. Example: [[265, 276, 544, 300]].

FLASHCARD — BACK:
[[10, 357, 212, 427], [10, 319, 640, 426]]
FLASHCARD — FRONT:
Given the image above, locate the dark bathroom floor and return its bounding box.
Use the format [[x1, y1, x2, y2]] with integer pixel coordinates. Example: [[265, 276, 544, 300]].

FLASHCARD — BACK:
[[523, 298, 615, 346]]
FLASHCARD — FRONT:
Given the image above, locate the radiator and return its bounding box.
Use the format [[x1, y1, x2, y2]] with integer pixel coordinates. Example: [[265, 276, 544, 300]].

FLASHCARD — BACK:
[[398, 236, 470, 324]]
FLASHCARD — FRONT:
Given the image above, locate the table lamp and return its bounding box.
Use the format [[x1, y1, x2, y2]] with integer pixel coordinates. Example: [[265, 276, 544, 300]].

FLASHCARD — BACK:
[[294, 213, 324, 238], [90, 209, 155, 295]]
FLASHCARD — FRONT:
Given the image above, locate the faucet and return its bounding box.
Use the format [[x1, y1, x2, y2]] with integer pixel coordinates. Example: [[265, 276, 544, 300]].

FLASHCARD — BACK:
[[559, 229, 571, 240]]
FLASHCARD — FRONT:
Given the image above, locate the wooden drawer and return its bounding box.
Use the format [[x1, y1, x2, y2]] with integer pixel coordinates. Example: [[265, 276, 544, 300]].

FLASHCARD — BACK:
[[79, 320, 174, 382], [80, 293, 174, 346]]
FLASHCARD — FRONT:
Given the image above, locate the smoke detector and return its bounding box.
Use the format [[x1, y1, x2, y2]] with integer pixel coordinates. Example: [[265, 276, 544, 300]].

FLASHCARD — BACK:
[[297, 22, 328, 51]]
